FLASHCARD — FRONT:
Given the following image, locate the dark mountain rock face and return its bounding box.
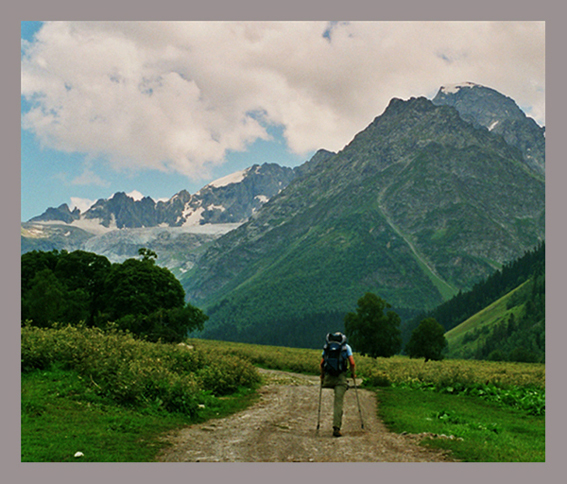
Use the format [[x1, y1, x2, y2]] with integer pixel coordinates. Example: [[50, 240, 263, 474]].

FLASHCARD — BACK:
[[29, 203, 81, 224], [432, 82, 545, 175], [183, 94, 544, 346]]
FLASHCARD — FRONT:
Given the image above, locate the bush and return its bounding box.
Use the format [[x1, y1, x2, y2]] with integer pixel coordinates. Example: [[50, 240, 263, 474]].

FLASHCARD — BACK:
[[197, 354, 261, 396], [21, 324, 260, 413], [362, 369, 392, 387]]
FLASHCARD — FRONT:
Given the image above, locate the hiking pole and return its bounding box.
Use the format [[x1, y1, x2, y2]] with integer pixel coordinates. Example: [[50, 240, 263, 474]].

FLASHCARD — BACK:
[[352, 373, 364, 430], [316, 378, 323, 434]]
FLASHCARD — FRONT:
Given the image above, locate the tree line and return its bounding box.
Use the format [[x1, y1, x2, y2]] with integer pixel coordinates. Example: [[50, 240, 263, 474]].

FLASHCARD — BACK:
[[21, 248, 207, 342]]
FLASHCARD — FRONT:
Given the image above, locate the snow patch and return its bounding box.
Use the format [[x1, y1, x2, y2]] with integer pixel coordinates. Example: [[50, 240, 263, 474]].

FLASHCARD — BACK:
[[184, 223, 242, 235], [440, 82, 480, 94], [127, 190, 144, 201], [207, 168, 248, 188], [182, 206, 205, 226], [255, 195, 269, 204], [69, 217, 117, 235], [488, 120, 499, 131], [21, 225, 47, 238]]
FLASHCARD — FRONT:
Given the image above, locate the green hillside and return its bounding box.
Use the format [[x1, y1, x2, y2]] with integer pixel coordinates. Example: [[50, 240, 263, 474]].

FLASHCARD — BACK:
[[445, 272, 544, 363], [445, 282, 527, 359]]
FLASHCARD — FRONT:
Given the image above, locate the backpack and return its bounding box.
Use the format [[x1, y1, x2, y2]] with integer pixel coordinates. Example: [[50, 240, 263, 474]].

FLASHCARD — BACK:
[[322, 333, 348, 376]]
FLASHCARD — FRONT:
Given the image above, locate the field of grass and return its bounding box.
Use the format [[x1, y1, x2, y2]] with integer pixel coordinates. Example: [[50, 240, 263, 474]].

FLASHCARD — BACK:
[[377, 386, 545, 462], [21, 328, 545, 462], [188, 337, 545, 461], [188, 338, 545, 391]]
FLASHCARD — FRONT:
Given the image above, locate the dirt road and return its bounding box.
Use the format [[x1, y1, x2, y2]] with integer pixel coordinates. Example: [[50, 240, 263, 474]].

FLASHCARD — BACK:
[[157, 369, 455, 462]]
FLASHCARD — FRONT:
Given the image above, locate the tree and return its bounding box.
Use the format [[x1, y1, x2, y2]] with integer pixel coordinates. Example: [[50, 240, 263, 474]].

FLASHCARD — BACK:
[[405, 317, 447, 362], [102, 258, 185, 321], [117, 304, 208, 343], [21, 249, 111, 326], [21, 269, 65, 327], [101, 252, 207, 342], [20, 248, 208, 341], [344, 293, 402, 358]]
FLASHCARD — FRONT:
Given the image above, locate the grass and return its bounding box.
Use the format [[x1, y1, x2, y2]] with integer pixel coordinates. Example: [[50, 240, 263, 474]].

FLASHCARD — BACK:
[[376, 385, 545, 462], [188, 338, 545, 390], [21, 366, 259, 462]]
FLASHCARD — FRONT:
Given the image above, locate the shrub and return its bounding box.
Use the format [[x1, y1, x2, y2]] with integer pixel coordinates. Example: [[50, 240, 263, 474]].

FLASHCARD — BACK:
[[196, 354, 261, 396], [21, 324, 260, 413], [362, 369, 392, 387]]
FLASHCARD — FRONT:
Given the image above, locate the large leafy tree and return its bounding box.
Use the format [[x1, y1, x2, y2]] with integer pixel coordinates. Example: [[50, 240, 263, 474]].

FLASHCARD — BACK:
[[21, 250, 110, 325], [21, 269, 65, 327], [102, 258, 185, 320], [405, 317, 447, 362], [100, 249, 207, 342], [21, 248, 207, 342], [344, 292, 402, 358]]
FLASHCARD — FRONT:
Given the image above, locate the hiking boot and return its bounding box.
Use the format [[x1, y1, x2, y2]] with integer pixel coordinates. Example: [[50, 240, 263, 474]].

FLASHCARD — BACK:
[[333, 427, 342, 437]]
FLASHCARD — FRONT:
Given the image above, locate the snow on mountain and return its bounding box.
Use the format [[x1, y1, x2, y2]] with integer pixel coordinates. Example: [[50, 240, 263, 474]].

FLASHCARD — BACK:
[[206, 169, 248, 189], [438, 81, 481, 94], [22, 162, 301, 269]]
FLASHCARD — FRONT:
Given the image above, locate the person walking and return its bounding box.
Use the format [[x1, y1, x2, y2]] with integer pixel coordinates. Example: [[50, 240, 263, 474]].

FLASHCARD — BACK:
[[319, 332, 356, 437]]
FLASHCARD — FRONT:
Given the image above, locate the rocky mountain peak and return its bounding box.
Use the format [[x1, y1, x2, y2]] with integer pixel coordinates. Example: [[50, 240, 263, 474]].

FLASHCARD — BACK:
[[432, 82, 545, 175]]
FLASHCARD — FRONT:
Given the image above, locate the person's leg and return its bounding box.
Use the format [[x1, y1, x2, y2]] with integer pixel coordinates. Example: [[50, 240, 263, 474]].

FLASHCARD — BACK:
[[332, 373, 348, 434]]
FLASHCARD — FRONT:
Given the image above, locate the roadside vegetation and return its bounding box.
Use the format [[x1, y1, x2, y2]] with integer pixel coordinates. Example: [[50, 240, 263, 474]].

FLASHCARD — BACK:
[[21, 324, 262, 462], [21, 330, 544, 462], [191, 339, 545, 462]]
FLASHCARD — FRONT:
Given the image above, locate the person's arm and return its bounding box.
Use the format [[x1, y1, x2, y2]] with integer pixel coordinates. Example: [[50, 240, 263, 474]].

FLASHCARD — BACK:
[[320, 357, 325, 379], [348, 355, 356, 378]]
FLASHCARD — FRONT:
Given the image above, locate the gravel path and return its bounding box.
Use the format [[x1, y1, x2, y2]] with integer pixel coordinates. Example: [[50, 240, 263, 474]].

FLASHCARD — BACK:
[[157, 369, 455, 462]]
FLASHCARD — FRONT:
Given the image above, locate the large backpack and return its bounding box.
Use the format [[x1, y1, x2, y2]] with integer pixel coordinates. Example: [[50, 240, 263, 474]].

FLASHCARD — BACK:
[[322, 333, 348, 376]]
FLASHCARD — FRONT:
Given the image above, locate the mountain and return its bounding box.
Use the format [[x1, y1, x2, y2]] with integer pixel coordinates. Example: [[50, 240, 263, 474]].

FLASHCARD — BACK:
[[182, 93, 545, 347], [21, 83, 545, 350], [28, 162, 298, 230], [432, 82, 545, 175], [21, 162, 304, 274]]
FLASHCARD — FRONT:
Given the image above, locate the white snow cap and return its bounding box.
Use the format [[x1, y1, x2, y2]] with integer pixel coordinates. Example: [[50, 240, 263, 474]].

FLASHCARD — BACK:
[[440, 82, 481, 94], [127, 190, 145, 201], [207, 168, 249, 189]]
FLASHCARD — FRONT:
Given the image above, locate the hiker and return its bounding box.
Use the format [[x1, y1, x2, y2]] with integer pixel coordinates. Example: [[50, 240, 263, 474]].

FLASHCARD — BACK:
[[320, 332, 356, 437]]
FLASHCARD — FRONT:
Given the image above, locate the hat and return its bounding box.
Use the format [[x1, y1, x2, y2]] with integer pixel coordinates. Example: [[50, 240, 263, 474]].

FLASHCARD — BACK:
[[326, 332, 347, 344]]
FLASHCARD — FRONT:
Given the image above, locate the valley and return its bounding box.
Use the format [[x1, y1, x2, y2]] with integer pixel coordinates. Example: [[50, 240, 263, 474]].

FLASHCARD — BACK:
[[21, 83, 545, 352]]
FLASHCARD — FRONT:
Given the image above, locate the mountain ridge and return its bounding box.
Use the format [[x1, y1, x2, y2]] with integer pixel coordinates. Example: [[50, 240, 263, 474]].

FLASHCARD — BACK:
[[182, 90, 544, 346]]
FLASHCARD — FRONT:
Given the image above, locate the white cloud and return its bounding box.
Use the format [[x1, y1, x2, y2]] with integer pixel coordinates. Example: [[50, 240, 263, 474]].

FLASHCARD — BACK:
[[21, 21, 545, 181], [70, 165, 109, 186], [70, 197, 95, 213]]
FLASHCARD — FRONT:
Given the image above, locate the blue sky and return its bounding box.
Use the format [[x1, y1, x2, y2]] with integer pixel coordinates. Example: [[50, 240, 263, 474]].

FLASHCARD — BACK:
[[21, 21, 545, 222]]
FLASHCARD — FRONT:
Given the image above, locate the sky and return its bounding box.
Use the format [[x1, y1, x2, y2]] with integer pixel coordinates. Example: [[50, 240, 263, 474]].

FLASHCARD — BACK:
[[20, 21, 545, 222]]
